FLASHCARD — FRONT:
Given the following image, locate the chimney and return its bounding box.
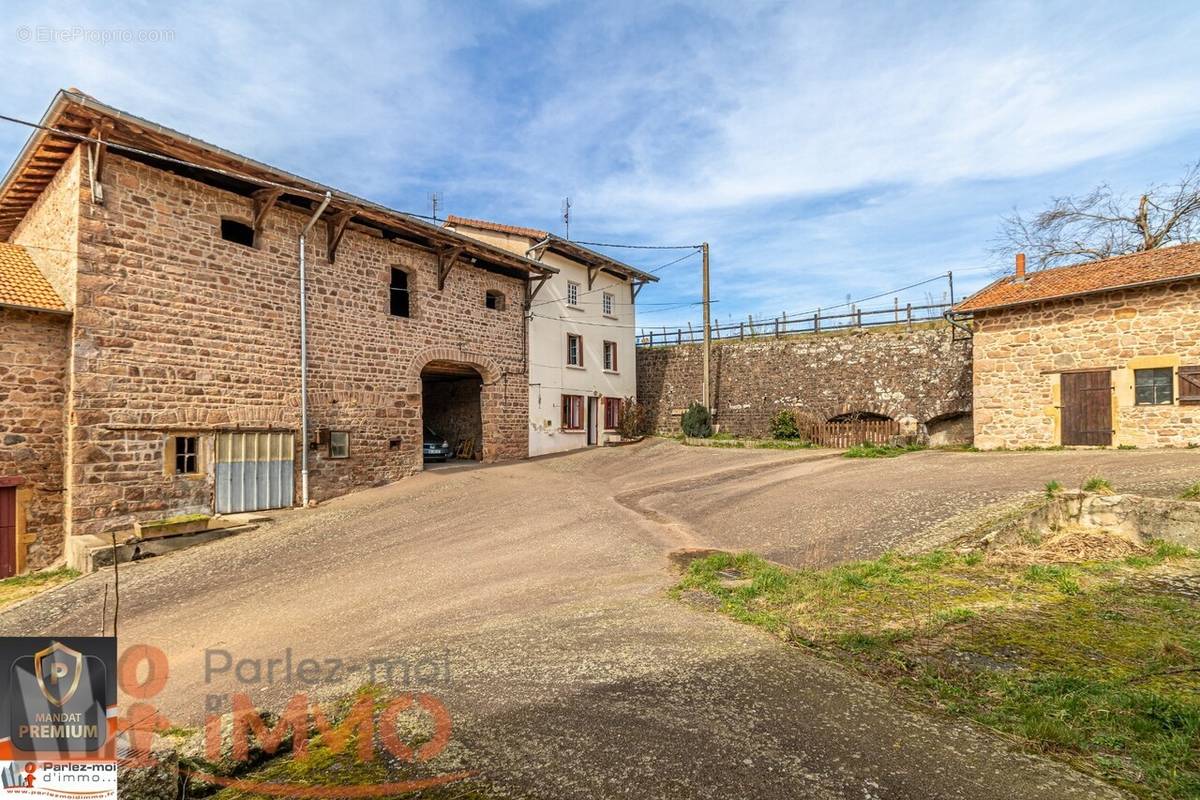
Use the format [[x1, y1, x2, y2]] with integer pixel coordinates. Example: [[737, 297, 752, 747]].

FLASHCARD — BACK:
[[1014, 252, 1026, 283]]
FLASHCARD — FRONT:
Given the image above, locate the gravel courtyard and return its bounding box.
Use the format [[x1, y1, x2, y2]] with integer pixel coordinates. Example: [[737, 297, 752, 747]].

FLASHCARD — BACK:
[[3, 440, 1195, 799]]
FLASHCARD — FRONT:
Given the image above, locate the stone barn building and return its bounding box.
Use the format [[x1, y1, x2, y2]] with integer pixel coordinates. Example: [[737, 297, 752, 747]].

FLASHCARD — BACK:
[[955, 249, 1200, 449], [0, 89, 554, 574]]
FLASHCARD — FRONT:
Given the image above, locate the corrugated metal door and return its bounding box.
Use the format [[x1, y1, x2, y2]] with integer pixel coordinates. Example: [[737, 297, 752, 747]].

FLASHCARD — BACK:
[[215, 432, 295, 513], [0, 486, 16, 579]]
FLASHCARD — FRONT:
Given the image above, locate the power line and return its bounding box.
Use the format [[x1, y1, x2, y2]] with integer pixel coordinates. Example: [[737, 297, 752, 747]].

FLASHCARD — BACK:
[[571, 241, 703, 250]]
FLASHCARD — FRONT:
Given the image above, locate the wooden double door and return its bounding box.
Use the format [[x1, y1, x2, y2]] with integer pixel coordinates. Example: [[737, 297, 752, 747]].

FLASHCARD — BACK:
[[0, 486, 15, 579], [1061, 370, 1112, 446]]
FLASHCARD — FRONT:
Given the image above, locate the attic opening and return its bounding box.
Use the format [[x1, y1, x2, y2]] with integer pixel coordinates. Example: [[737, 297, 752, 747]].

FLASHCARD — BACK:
[[485, 290, 505, 311], [220, 218, 256, 248]]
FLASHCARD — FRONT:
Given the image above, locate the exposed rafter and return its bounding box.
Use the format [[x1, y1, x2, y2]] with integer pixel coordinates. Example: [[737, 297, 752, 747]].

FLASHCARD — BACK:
[[86, 121, 112, 204], [325, 207, 356, 263], [252, 188, 284, 238], [437, 245, 464, 290], [587, 264, 600, 290]]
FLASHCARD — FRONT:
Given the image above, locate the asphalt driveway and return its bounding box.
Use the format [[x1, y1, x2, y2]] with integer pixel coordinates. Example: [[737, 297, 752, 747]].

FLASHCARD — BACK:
[[4, 440, 1195, 798]]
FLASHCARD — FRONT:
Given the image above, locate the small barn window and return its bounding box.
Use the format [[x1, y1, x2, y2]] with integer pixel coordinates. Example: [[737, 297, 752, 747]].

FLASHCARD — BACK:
[[1134, 368, 1173, 406], [220, 218, 256, 247], [329, 431, 350, 459], [390, 268, 411, 318], [174, 436, 199, 475], [485, 290, 505, 311]]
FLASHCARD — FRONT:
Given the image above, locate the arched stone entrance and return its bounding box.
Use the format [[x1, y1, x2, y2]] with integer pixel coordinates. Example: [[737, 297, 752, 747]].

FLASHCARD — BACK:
[[408, 347, 504, 466]]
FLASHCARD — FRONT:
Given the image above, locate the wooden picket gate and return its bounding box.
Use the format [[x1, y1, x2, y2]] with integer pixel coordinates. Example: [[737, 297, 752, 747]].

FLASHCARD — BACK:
[[800, 419, 900, 448]]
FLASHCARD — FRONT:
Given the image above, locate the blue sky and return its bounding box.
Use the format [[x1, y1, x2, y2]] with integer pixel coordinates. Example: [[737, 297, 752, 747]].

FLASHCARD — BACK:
[[3, 1, 1200, 331]]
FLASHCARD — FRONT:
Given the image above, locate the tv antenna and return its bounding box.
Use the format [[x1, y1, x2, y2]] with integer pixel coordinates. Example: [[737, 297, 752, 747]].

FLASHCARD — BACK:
[[429, 192, 442, 221], [561, 197, 572, 239]]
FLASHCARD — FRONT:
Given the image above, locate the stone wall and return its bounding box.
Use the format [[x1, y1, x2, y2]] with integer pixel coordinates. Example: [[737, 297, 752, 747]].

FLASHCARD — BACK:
[[637, 323, 973, 437], [63, 153, 527, 537], [0, 308, 70, 569], [973, 280, 1200, 449], [11, 147, 80, 309]]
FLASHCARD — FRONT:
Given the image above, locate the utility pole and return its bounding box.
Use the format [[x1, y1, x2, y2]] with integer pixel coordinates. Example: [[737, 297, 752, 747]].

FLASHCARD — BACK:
[[702, 242, 711, 409]]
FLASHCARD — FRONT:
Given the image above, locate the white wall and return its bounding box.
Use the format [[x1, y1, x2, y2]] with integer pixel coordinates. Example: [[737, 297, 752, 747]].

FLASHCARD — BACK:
[[441, 222, 641, 457], [527, 253, 639, 456]]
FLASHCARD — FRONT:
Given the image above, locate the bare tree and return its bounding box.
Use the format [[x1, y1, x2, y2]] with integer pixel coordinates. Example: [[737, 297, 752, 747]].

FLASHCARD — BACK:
[[994, 161, 1200, 270]]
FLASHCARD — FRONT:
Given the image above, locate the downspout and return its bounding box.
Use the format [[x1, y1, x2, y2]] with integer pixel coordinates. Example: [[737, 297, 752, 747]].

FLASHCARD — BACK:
[[299, 192, 332, 507]]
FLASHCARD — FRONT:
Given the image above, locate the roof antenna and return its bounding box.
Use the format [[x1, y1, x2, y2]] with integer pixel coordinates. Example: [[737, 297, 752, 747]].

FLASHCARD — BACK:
[[561, 197, 571, 239], [429, 192, 442, 221]]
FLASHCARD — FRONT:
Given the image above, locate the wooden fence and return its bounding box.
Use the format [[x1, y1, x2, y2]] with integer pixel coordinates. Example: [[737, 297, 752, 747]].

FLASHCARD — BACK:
[[638, 302, 953, 348], [800, 419, 900, 448]]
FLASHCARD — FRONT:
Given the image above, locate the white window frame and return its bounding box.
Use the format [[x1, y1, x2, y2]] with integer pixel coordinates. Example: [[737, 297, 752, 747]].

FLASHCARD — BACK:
[[603, 340, 617, 371], [602, 292, 615, 317], [566, 281, 580, 307], [567, 333, 583, 366]]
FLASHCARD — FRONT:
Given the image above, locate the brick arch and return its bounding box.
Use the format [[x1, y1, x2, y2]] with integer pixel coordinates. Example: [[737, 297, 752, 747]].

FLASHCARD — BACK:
[[820, 398, 904, 422], [407, 346, 501, 385]]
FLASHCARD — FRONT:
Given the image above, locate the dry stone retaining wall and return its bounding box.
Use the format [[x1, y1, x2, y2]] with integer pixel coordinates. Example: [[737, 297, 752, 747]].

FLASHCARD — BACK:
[[637, 324, 973, 439]]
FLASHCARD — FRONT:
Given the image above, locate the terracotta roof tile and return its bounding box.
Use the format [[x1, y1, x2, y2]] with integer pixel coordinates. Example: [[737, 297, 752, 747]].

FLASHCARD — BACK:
[[955, 243, 1200, 313], [444, 215, 549, 241], [0, 242, 66, 312]]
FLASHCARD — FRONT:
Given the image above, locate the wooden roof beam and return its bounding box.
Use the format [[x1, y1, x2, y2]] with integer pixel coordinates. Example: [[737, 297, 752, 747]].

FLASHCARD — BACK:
[[325, 207, 356, 263], [437, 245, 464, 290], [252, 188, 284, 238]]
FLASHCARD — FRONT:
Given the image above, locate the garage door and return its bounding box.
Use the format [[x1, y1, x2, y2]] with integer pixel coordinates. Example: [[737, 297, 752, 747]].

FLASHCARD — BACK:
[[215, 431, 295, 513]]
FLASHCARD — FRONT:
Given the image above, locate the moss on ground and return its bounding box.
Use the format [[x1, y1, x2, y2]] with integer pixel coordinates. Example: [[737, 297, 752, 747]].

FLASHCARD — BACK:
[[843, 442, 926, 458], [203, 688, 511, 800], [675, 545, 1200, 799], [0, 567, 79, 610]]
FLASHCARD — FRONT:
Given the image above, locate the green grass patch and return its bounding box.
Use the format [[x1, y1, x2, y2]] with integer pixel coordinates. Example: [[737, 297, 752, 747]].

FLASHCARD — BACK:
[[675, 547, 1200, 799], [843, 442, 927, 459], [1083, 476, 1114, 494], [0, 567, 79, 610], [1045, 480, 1063, 498], [1179, 482, 1200, 501]]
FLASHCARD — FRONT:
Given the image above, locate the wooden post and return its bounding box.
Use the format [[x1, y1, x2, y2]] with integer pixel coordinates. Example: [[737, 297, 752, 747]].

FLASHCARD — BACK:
[[906, 303, 912, 326], [894, 297, 899, 323], [739, 321, 745, 339], [702, 243, 711, 409], [814, 310, 820, 334]]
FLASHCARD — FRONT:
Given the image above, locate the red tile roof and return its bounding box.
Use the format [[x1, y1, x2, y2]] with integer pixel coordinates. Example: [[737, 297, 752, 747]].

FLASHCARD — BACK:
[[444, 215, 549, 241], [955, 243, 1200, 313], [0, 242, 66, 312]]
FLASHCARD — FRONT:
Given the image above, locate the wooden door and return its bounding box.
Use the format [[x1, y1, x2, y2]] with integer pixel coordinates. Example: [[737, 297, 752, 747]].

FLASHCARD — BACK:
[[1061, 371, 1112, 446], [0, 486, 16, 579]]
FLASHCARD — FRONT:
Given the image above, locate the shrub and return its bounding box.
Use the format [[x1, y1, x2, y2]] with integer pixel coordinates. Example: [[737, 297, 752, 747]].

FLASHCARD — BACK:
[[1082, 476, 1113, 494], [1045, 480, 1062, 498], [680, 402, 713, 438], [618, 397, 648, 440], [769, 409, 801, 440]]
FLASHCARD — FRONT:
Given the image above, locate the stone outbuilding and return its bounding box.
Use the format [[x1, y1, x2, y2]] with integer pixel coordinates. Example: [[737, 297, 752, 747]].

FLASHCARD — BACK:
[[0, 89, 555, 573], [954, 248, 1200, 449]]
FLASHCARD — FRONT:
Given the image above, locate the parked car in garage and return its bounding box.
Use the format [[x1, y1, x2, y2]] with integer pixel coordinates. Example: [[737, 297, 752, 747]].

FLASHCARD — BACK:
[[423, 428, 453, 462]]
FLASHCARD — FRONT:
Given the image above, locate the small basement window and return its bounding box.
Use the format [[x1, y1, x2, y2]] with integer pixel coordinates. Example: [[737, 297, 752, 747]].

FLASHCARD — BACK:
[[390, 268, 411, 318], [174, 435, 199, 475], [1134, 367, 1174, 406], [485, 290, 505, 311], [329, 431, 350, 459], [220, 218, 256, 247]]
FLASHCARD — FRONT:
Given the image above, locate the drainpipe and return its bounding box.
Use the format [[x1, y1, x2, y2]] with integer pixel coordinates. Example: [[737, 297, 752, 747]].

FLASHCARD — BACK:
[[299, 192, 332, 507]]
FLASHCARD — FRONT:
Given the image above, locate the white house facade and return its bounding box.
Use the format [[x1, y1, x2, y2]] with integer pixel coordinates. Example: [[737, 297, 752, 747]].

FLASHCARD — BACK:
[[445, 216, 658, 456]]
